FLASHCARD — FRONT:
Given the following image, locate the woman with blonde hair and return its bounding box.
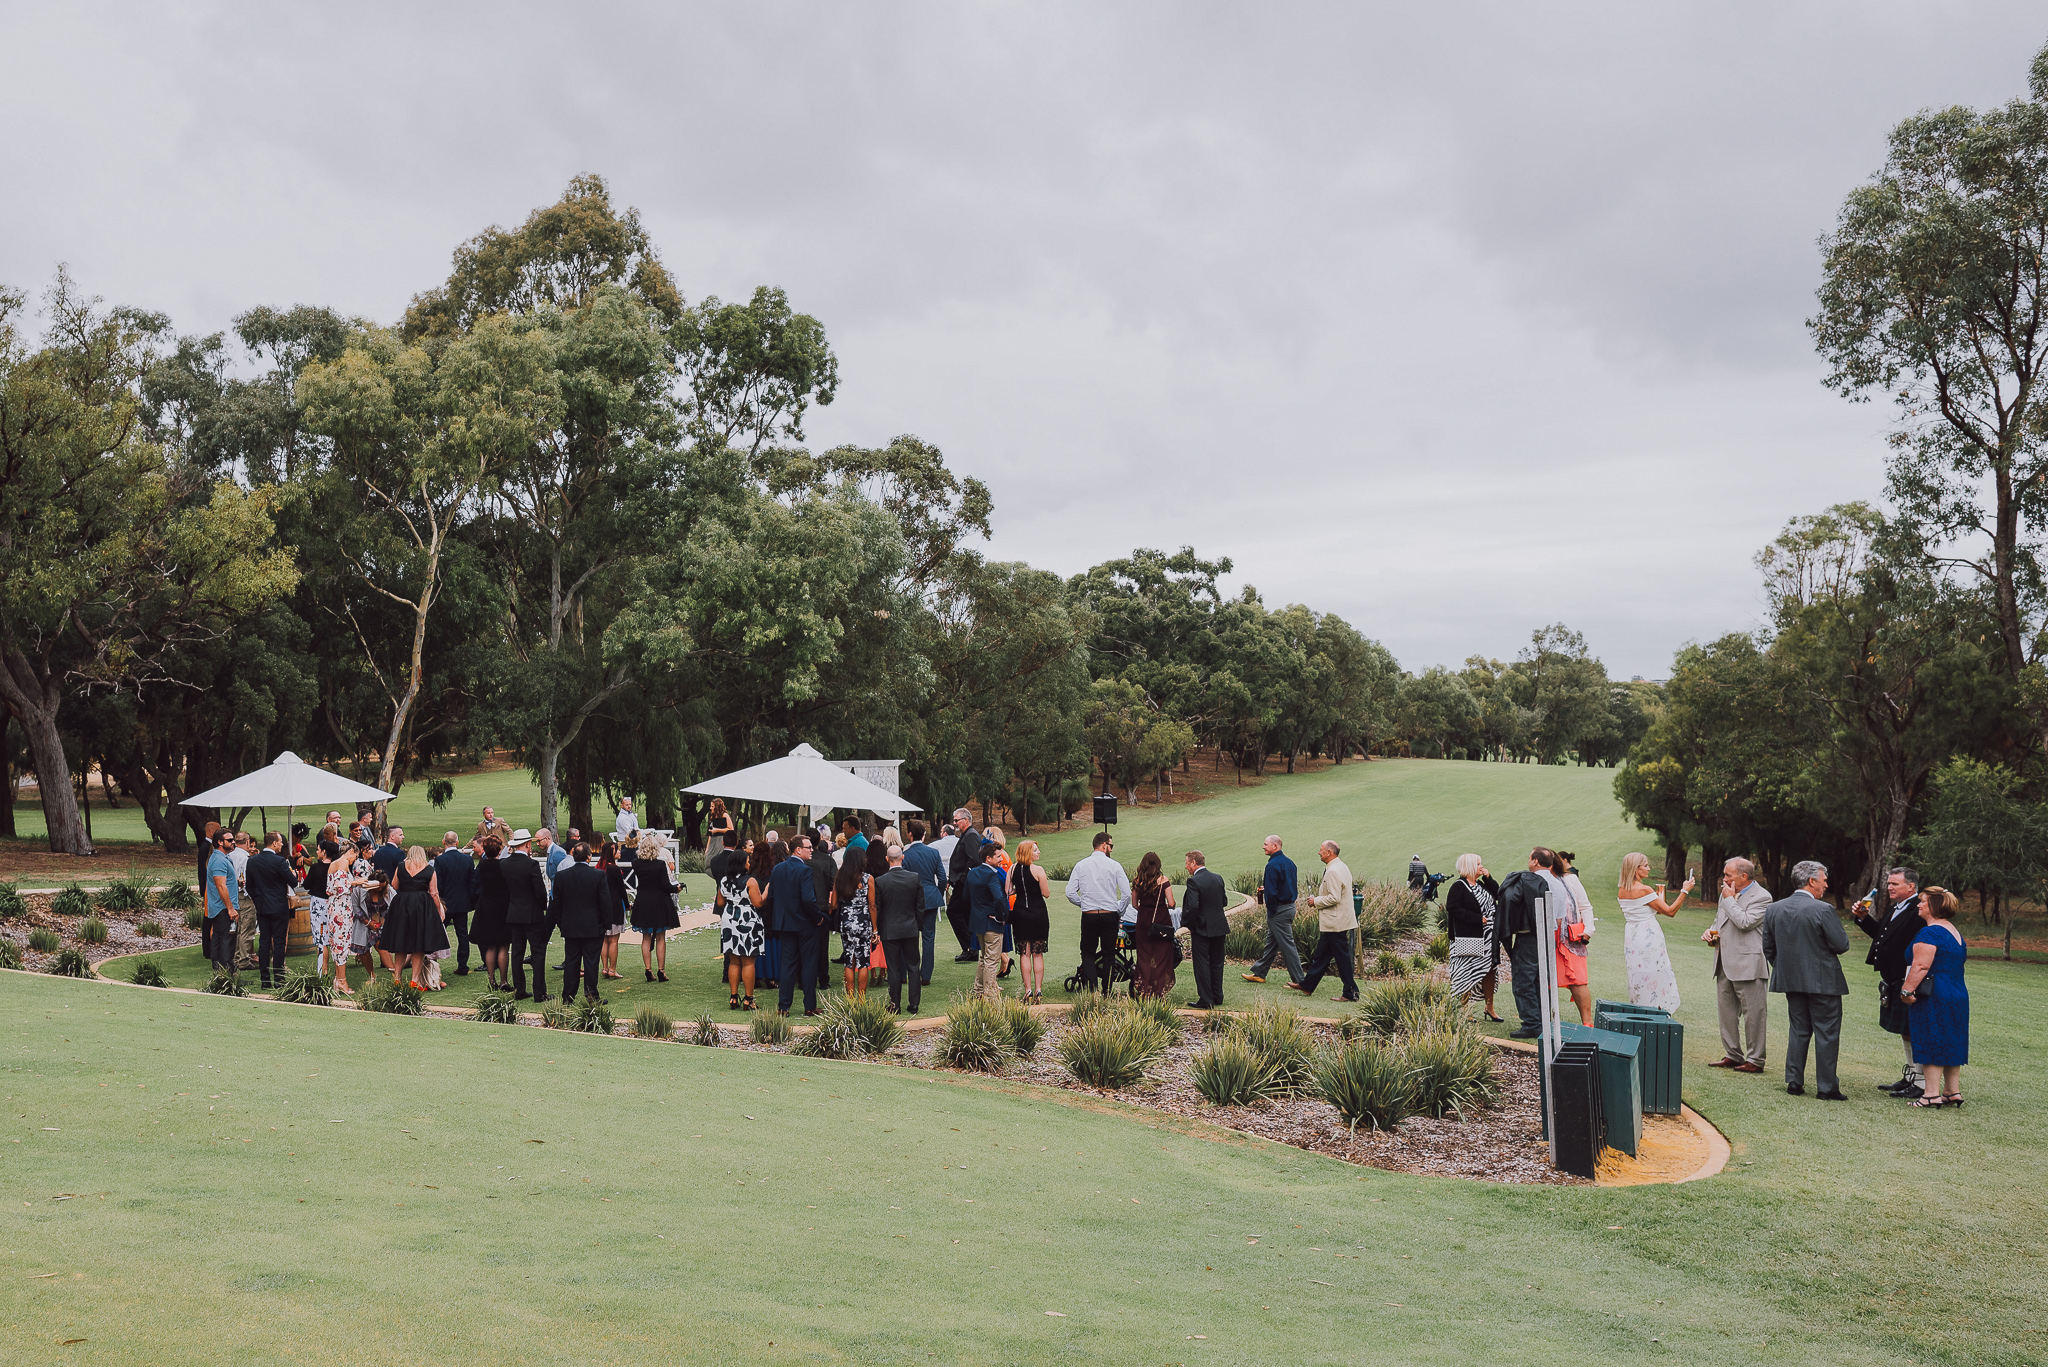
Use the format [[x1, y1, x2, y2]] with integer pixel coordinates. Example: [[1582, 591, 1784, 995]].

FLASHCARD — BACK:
[[378, 844, 449, 992], [1618, 852, 1689, 1013], [1901, 886, 1970, 1107], [1445, 853, 1503, 1020], [631, 829, 681, 982]]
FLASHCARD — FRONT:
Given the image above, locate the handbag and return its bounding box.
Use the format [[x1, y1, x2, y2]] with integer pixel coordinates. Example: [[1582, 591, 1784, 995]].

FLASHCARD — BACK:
[[1450, 936, 1489, 958]]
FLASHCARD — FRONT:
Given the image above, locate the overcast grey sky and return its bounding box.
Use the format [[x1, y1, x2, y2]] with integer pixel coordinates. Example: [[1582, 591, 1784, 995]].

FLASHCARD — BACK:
[[3, 3, 2041, 677]]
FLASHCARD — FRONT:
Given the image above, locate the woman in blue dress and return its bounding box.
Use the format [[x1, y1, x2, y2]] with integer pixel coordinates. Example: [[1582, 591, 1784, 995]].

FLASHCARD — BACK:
[[1900, 886, 1969, 1108]]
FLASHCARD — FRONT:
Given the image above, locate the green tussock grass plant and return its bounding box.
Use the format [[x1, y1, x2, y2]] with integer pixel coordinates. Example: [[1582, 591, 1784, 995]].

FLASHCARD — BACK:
[[1127, 991, 1182, 1036], [1057, 1010, 1170, 1089], [0, 883, 24, 919], [128, 958, 165, 986], [748, 1011, 792, 1045], [1397, 1024, 1499, 1118], [1044, 862, 1074, 882], [1230, 868, 1263, 895], [28, 927, 60, 953], [790, 997, 865, 1059], [1065, 988, 1123, 1026], [95, 876, 153, 915], [1371, 948, 1409, 978], [1200, 1006, 1235, 1034], [689, 1010, 719, 1046], [136, 919, 164, 939], [570, 998, 615, 1035], [183, 908, 204, 929], [1345, 977, 1452, 1039], [359, 979, 424, 1015], [1189, 1032, 1279, 1106], [157, 882, 197, 911], [0, 938, 21, 970], [633, 1005, 675, 1039], [935, 998, 1017, 1072], [1426, 932, 1449, 961], [1229, 999, 1318, 1097], [273, 968, 334, 1007], [842, 992, 904, 1054], [1316, 1039, 1409, 1132], [204, 969, 247, 996], [78, 916, 109, 945], [1410, 951, 1435, 972], [51, 884, 93, 917], [993, 996, 1045, 1056], [470, 992, 519, 1024]]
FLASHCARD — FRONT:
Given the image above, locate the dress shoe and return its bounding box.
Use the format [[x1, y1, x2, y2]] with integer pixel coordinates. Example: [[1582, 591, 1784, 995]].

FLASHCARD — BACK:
[[514, 991, 531, 1001], [1708, 1057, 1741, 1068], [1815, 1088, 1848, 1101], [1509, 1027, 1541, 1039], [1878, 1077, 1913, 1093], [803, 1008, 821, 1017], [455, 967, 469, 976], [533, 995, 551, 1004], [1734, 1062, 1764, 1073], [1786, 1083, 1804, 1096], [953, 953, 977, 963], [1241, 973, 1266, 983]]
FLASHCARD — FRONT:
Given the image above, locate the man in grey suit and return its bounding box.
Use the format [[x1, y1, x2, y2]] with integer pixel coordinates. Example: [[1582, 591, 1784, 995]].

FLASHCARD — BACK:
[[1761, 859, 1852, 1100], [1703, 857, 1771, 1072]]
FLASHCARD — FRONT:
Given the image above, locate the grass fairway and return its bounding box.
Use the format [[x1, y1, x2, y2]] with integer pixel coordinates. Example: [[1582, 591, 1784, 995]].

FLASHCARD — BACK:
[[6, 949, 2046, 1365]]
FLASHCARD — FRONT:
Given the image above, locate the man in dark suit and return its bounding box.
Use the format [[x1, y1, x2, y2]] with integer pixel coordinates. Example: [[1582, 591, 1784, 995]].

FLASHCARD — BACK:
[[901, 820, 947, 987], [1181, 850, 1230, 1010], [873, 843, 926, 1014], [433, 832, 477, 977], [549, 842, 610, 1004], [245, 831, 298, 989], [1852, 866, 1926, 1096], [769, 835, 825, 1015], [502, 830, 553, 1002], [1762, 860, 1853, 1100], [810, 833, 840, 987], [944, 810, 985, 962], [1494, 853, 1550, 1038]]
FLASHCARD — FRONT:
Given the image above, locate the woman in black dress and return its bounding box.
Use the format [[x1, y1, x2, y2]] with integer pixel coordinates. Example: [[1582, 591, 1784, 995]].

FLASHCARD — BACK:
[[378, 845, 450, 992], [471, 834, 513, 991], [598, 838, 631, 981], [1130, 851, 1178, 1000], [632, 830, 681, 982], [1010, 839, 1053, 1005], [705, 798, 736, 862]]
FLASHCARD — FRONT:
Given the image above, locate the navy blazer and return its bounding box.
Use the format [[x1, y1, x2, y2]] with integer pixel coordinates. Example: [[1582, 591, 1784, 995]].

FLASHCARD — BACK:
[[244, 848, 297, 919], [768, 854, 823, 933], [966, 861, 1008, 937], [902, 841, 946, 910], [432, 849, 476, 914]]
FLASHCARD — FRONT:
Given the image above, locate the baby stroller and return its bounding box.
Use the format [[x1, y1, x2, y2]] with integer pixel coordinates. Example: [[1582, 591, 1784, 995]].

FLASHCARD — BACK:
[[1063, 924, 1137, 994]]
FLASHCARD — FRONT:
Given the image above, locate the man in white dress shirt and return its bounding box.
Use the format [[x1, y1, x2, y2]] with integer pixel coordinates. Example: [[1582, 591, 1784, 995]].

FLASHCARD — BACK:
[[614, 798, 639, 840], [1065, 831, 1130, 991]]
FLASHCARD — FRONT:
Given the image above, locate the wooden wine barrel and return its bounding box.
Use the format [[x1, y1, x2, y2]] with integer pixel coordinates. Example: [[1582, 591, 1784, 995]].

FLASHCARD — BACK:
[[288, 894, 314, 956]]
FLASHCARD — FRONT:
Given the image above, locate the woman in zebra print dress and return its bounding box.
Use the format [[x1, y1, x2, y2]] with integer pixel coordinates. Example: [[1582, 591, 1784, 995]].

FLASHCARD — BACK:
[[1445, 853, 1503, 1020]]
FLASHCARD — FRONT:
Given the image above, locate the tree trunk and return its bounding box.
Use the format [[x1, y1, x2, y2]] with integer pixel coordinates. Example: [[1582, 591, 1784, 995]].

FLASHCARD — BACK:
[[1663, 841, 1688, 891], [0, 716, 13, 839], [14, 698, 89, 854], [1698, 842, 1726, 908], [536, 737, 563, 834]]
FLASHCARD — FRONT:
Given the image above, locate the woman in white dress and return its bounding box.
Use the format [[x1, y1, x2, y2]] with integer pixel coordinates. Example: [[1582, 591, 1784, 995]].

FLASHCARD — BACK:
[[1617, 852, 1690, 1013]]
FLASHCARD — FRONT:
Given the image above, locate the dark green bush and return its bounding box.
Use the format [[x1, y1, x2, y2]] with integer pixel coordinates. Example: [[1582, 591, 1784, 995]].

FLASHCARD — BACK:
[[359, 979, 424, 1015], [1230, 1001, 1317, 1097], [1371, 949, 1408, 979], [994, 996, 1044, 1056], [204, 970, 247, 996], [1316, 1041, 1408, 1132], [51, 885, 92, 917], [77, 916, 109, 945], [1057, 1012, 1169, 1089], [28, 927, 60, 953], [129, 958, 165, 987], [843, 993, 904, 1054], [1345, 977, 1452, 1039], [0, 938, 21, 970], [748, 1011, 792, 1045], [157, 882, 197, 911], [1426, 932, 1450, 962], [1398, 1026, 1499, 1118], [470, 992, 519, 1025], [935, 1002, 1015, 1073], [95, 877, 152, 915], [273, 969, 334, 1006], [1190, 1033, 1278, 1105], [0, 884, 25, 919], [1045, 862, 1074, 882]]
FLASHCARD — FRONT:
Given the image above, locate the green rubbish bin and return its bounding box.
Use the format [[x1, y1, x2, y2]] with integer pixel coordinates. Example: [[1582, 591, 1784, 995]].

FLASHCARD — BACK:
[[1352, 890, 1364, 917], [1596, 998, 1667, 1018], [1561, 1022, 1644, 1157], [1594, 1007, 1683, 1115]]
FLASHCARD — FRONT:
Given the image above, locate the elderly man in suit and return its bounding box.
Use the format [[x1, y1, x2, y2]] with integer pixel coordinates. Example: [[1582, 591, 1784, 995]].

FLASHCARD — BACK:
[[770, 834, 826, 1016], [1852, 866, 1927, 1097], [549, 842, 611, 1004], [433, 832, 477, 977], [1762, 859, 1852, 1100], [1287, 841, 1359, 1003], [944, 810, 985, 962], [502, 830, 553, 1003], [1704, 856, 1772, 1072], [873, 844, 926, 1014], [1181, 850, 1231, 1010]]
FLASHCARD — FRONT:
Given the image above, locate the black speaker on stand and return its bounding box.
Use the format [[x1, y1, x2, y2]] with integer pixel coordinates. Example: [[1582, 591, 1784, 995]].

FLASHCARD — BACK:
[[1092, 794, 1117, 843]]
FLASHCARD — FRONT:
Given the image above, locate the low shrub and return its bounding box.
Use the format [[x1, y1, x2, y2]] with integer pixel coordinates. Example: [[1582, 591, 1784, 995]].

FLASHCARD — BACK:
[[572, 998, 615, 1035], [749, 1011, 793, 1046], [0, 884, 24, 920], [359, 979, 424, 1015], [470, 992, 519, 1024], [1065, 989, 1122, 1026], [1317, 1040, 1409, 1131], [1044, 862, 1074, 882], [1371, 949, 1409, 979], [1426, 932, 1449, 962], [539, 999, 578, 1030], [673, 848, 706, 875], [790, 999, 864, 1059], [95, 876, 152, 915], [935, 1004, 1016, 1073], [1346, 977, 1452, 1039], [1223, 920, 1267, 961], [1231, 1000, 1317, 1097], [130, 958, 166, 986], [28, 927, 60, 953], [1200, 1006, 1235, 1034], [78, 916, 109, 946], [273, 969, 334, 1006], [183, 908, 204, 930], [1057, 1012, 1169, 1089], [1291, 905, 1321, 953], [51, 885, 93, 918], [204, 969, 247, 996], [1230, 868, 1264, 895], [843, 992, 904, 1055], [0, 938, 21, 970], [1410, 951, 1435, 972], [633, 1005, 675, 1039], [689, 1010, 719, 1047], [995, 996, 1044, 1056], [1190, 1033, 1278, 1105], [1398, 1026, 1499, 1118], [1128, 992, 1182, 1036], [157, 882, 197, 911], [136, 919, 164, 939]]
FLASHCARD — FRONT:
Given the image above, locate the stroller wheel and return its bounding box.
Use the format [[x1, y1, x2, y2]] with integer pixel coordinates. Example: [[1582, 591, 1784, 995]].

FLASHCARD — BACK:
[[1063, 974, 1083, 993]]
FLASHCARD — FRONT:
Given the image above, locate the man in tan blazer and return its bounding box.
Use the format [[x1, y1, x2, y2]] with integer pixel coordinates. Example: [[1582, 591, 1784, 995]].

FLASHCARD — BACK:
[[1286, 841, 1358, 1002], [1704, 857, 1772, 1071]]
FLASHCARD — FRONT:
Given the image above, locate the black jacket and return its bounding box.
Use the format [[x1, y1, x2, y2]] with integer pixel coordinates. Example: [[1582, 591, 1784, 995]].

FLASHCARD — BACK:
[[1856, 893, 1922, 986], [502, 852, 550, 926], [432, 849, 476, 914], [550, 861, 612, 940], [946, 827, 986, 886], [245, 848, 296, 918], [811, 850, 839, 909], [1180, 867, 1230, 937], [1445, 877, 1495, 941], [873, 866, 924, 941], [1495, 869, 1545, 938]]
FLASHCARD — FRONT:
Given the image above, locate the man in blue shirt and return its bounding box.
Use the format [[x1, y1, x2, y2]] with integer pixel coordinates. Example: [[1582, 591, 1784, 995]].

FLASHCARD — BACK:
[[841, 817, 869, 855], [900, 820, 948, 988], [1244, 835, 1303, 987], [966, 828, 1012, 999], [768, 834, 826, 1016], [204, 829, 240, 973]]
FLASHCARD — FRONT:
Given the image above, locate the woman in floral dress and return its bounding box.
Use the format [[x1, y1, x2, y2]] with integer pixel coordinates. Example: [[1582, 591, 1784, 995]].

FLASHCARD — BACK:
[[1617, 852, 1689, 1013]]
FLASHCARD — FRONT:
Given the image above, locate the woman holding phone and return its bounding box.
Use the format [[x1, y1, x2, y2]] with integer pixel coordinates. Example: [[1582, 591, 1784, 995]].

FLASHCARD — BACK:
[[1617, 852, 1689, 1013]]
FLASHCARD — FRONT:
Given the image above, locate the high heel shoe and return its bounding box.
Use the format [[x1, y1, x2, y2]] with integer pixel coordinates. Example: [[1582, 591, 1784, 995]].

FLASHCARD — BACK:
[[1485, 1012, 1504, 1023], [729, 992, 740, 1010], [646, 969, 655, 982], [1942, 1093, 1964, 1107], [741, 995, 756, 1011], [1909, 1095, 1945, 1108], [657, 971, 668, 982]]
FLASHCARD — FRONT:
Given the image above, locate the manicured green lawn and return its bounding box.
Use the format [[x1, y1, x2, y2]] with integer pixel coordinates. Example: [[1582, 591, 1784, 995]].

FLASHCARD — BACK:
[[4, 953, 2043, 1365]]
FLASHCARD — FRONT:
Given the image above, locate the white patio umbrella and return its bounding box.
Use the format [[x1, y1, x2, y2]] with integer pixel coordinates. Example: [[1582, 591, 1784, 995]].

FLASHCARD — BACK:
[[182, 751, 395, 837], [682, 743, 919, 820]]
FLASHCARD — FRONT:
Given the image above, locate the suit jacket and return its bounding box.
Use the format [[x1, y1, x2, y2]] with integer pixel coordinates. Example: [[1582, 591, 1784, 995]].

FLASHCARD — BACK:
[[902, 841, 946, 910], [810, 850, 839, 909], [1711, 881, 1772, 981], [1307, 857, 1357, 932], [1181, 867, 1230, 937], [768, 855, 823, 934], [1496, 869, 1545, 937], [946, 827, 986, 886], [244, 848, 296, 918], [549, 861, 611, 939], [966, 861, 1008, 937], [502, 852, 550, 927], [1856, 893, 1922, 985], [873, 866, 925, 940], [1762, 889, 1851, 996], [432, 849, 476, 915]]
